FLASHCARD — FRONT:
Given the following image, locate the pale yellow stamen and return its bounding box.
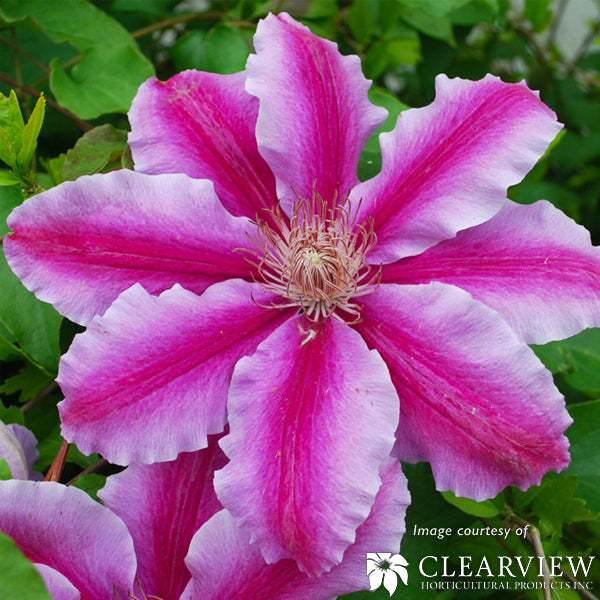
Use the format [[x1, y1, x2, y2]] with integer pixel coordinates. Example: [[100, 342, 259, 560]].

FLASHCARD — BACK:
[[245, 192, 380, 324]]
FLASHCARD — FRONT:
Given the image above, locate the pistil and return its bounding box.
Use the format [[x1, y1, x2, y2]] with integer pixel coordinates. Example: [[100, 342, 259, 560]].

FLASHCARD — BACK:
[[247, 193, 380, 323]]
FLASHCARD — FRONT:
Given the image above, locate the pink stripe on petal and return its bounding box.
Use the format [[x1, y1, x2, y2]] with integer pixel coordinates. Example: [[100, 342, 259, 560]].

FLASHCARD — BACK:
[[353, 74, 562, 262], [58, 280, 293, 465], [100, 435, 226, 600], [185, 460, 409, 600], [128, 71, 278, 219], [214, 316, 399, 576], [381, 200, 600, 344], [5, 170, 255, 325], [0, 480, 136, 599], [357, 283, 572, 501], [246, 13, 387, 214]]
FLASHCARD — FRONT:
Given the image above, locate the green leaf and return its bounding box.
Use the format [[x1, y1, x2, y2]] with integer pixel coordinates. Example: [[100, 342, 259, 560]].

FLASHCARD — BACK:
[[0, 250, 61, 374], [40, 153, 67, 187], [0, 458, 13, 480], [393, 463, 476, 599], [442, 490, 504, 517], [0, 90, 25, 170], [347, 0, 376, 44], [16, 94, 45, 175], [533, 328, 600, 397], [171, 24, 250, 75], [0, 171, 22, 187], [450, 0, 499, 24], [566, 400, 600, 513], [0, 403, 25, 426], [0, 0, 154, 119], [530, 475, 597, 537], [25, 408, 61, 472], [399, 0, 472, 18], [111, 0, 174, 18], [524, 0, 553, 32], [0, 184, 23, 236], [0, 363, 54, 404], [72, 473, 105, 501], [48, 45, 152, 119], [62, 124, 128, 180], [0, 334, 24, 362], [363, 34, 421, 78], [550, 587, 584, 600], [358, 87, 409, 180], [304, 0, 339, 18], [0, 531, 52, 600], [399, 7, 455, 45]]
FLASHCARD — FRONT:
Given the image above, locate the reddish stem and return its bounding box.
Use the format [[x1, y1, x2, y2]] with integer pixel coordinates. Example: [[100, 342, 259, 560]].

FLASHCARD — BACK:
[[44, 439, 70, 482]]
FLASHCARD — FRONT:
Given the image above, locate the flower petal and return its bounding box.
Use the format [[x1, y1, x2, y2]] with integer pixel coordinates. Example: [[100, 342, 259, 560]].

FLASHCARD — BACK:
[[0, 421, 29, 480], [9, 424, 40, 480], [128, 71, 278, 219], [352, 74, 562, 262], [356, 282, 571, 500], [34, 564, 80, 600], [99, 435, 226, 600], [5, 170, 254, 325], [214, 316, 399, 576], [381, 200, 600, 344], [246, 13, 386, 214], [0, 480, 136, 599], [58, 280, 293, 465], [184, 459, 409, 600]]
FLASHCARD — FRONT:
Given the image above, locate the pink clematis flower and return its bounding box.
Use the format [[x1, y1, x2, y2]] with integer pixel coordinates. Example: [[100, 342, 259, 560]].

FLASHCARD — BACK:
[[0, 419, 41, 480], [5, 11, 600, 574], [0, 438, 409, 599]]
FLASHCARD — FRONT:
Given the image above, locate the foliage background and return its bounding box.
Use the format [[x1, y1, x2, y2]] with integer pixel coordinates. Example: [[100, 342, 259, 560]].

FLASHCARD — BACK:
[[0, 0, 600, 598]]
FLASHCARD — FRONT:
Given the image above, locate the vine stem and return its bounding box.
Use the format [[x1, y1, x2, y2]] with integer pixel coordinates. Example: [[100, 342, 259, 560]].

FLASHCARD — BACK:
[[67, 458, 108, 486], [21, 381, 58, 412], [0, 72, 92, 131], [505, 512, 600, 600], [129, 10, 222, 39], [0, 33, 50, 75]]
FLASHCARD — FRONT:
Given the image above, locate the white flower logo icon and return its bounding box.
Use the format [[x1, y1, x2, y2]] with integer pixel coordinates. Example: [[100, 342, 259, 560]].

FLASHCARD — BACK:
[[367, 553, 409, 595]]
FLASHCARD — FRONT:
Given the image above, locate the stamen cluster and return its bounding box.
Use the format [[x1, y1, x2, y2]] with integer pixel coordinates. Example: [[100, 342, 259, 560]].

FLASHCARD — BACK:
[[248, 194, 380, 323]]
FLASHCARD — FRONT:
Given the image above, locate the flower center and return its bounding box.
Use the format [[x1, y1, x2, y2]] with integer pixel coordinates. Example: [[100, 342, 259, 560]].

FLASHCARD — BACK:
[[247, 193, 379, 323]]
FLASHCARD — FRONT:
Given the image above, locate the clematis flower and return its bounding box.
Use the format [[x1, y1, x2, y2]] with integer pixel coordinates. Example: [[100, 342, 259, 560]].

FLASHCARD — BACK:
[[0, 438, 409, 599], [5, 10, 600, 575], [0, 419, 41, 480]]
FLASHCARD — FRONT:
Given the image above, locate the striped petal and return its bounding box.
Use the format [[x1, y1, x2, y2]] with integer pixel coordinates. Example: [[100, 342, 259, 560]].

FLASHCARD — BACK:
[[357, 282, 571, 500], [58, 280, 292, 465], [0, 480, 136, 600], [129, 70, 278, 219], [246, 12, 386, 214], [5, 170, 254, 325], [185, 459, 409, 600], [100, 435, 226, 600], [353, 74, 562, 262], [214, 315, 398, 575], [381, 200, 600, 344]]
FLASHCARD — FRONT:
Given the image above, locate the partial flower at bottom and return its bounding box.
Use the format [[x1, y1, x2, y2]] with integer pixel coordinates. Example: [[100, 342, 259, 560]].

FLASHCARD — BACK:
[[0, 419, 41, 481], [0, 438, 408, 600]]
